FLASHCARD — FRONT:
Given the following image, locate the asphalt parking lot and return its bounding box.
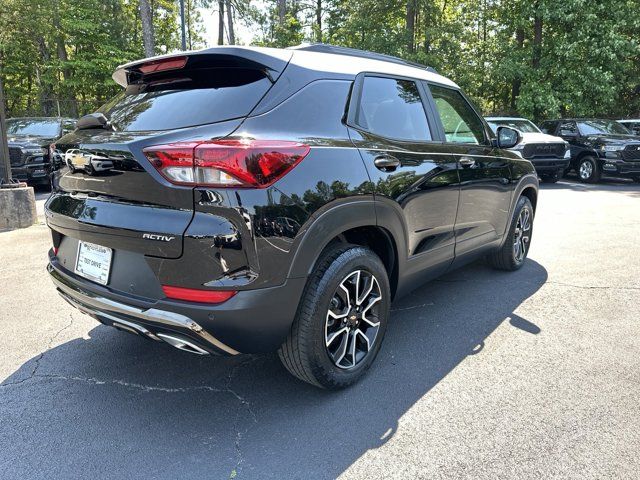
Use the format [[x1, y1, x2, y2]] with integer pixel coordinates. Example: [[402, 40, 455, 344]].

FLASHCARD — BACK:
[[1, 178, 639, 479]]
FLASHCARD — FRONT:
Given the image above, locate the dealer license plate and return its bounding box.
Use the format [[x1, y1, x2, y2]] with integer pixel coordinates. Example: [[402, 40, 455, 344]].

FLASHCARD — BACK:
[[74, 241, 112, 285]]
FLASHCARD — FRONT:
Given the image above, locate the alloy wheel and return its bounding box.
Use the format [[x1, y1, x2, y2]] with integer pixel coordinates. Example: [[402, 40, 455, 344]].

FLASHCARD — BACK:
[[513, 208, 532, 264], [325, 270, 382, 369], [579, 160, 593, 180]]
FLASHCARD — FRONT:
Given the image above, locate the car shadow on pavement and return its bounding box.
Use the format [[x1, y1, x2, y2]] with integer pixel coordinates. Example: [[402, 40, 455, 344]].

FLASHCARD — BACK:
[[0, 259, 547, 479]]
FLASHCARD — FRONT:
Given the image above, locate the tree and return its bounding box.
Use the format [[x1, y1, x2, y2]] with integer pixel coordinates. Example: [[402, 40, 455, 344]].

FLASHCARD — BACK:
[[139, 0, 155, 57]]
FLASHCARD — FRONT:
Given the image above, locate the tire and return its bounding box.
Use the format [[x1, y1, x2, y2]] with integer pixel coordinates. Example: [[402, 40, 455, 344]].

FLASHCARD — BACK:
[[278, 243, 391, 389], [487, 196, 534, 271], [577, 156, 601, 183]]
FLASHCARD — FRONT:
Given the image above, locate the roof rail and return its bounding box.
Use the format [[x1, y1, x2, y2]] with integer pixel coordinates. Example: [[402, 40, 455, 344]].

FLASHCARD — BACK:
[[289, 43, 438, 74]]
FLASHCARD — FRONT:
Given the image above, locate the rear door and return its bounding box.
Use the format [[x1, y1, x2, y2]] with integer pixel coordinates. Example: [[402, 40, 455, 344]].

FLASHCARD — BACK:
[[426, 83, 512, 256], [47, 52, 286, 259], [347, 74, 460, 276]]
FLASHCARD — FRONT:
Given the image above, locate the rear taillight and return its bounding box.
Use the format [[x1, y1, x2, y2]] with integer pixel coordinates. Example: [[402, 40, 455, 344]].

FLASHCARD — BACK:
[[162, 285, 236, 304], [143, 140, 310, 188]]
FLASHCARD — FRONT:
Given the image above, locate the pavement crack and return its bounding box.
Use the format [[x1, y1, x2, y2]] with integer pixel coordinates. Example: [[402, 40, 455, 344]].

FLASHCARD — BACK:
[[0, 313, 74, 388], [545, 281, 640, 291], [391, 302, 434, 312]]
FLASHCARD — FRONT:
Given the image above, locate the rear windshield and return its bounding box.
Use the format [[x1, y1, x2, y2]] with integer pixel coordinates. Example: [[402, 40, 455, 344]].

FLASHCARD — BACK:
[[98, 67, 271, 132]]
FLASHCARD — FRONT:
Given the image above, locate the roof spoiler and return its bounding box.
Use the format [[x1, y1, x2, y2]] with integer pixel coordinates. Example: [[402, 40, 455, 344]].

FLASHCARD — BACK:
[[112, 46, 293, 87]]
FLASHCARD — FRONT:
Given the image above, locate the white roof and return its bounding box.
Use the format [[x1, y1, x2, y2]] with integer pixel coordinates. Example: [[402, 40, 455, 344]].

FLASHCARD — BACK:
[[289, 49, 459, 88]]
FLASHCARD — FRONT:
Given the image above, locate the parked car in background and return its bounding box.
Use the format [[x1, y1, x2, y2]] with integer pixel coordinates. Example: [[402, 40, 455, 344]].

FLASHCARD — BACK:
[[618, 119, 640, 136], [486, 117, 569, 183], [6, 117, 76, 187], [540, 119, 640, 183], [46, 45, 538, 389]]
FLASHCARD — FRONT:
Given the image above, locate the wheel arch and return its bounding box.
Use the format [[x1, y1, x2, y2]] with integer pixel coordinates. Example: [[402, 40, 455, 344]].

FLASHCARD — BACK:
[[287, 199, 405, 299]]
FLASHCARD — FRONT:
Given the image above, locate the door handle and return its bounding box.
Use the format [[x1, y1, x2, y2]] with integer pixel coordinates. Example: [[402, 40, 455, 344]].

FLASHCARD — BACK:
[[374, 155, 400, 171], [459, 156, 476, 168]]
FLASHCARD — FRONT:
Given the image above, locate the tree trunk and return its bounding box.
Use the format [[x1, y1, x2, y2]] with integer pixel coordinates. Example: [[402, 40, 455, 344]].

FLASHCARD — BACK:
[[406, 0, 416, 53], [36, 37, 55, 116], [532, 2, 543, 119], [510, 27, 525, 110], [218, 0, 225, 45], [315, 0, 322, 42], [277, 0, 286, 25], [139, 0, 154, 57], [226, 0, 235, 45]]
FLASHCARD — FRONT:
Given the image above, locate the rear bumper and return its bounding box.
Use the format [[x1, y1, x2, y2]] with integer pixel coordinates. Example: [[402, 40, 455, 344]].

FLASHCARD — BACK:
[[48, 252, 306, 354]]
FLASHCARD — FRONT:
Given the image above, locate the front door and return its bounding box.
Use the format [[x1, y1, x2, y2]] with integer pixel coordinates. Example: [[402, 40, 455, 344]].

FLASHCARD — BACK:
[[426, 83, 513, 256]]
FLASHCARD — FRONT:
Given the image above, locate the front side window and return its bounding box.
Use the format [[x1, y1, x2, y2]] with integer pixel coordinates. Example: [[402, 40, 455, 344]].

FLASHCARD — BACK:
[[355, 76, 431, 141], [558, 121, 578, 136], [428, 85, 486, 144]]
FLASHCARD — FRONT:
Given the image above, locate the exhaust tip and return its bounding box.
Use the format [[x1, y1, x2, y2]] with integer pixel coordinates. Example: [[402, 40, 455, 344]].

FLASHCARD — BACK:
[[156, 333, 209, 355]]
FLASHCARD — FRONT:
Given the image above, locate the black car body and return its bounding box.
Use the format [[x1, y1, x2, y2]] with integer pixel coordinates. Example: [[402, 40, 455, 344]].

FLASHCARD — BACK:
[[46, 45, 538, 388], [486, 117, 569, 182], [6, 117, 76, 186], [540, 118, 640, 183]]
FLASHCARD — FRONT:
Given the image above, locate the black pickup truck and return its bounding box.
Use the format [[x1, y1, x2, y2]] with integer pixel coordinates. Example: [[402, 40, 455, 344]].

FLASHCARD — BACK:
[[540, 118, 640, 183], [6, 117, 76, 187]]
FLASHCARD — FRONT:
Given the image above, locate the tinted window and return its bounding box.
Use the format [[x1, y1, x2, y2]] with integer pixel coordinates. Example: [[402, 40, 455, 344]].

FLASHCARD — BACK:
[[6, 119, 60, 137], [558, 121, 578, 136], [539, 122, 556, 134], [355, 76, 431, 141], [429, 85, 486, 144], [97, 68, 271, 131]]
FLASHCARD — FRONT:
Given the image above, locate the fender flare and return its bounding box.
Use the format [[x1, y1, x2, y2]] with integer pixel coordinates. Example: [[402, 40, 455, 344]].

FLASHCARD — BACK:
[[286, 197, 408, 281]]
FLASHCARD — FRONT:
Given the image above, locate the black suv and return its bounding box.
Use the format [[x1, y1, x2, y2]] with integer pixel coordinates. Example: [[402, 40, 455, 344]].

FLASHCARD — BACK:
[[46, 45, 538, 388], [540, 118, 640, 183], [6, 117, 76, 187]]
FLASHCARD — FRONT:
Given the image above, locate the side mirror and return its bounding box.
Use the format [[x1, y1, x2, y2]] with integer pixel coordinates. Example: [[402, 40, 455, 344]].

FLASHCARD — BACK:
[[496, 126, 521, 149], [76, 112, 110, 130]]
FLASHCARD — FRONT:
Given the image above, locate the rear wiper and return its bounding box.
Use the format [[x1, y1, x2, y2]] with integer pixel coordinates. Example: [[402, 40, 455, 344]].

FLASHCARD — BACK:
[[76, 113, 113, 130]]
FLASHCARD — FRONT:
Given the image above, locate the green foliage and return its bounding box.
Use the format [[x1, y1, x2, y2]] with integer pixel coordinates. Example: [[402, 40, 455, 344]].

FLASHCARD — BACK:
[[1, 0, 638, 120]]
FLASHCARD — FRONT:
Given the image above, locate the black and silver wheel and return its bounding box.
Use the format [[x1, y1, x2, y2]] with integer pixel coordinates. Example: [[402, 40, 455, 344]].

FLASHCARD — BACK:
[[325, 270, 382, 369], [512, 207, 532, 264], [577, 156, 601, 183], [279, 244, 390, 389], [488, 195, 534, 271]]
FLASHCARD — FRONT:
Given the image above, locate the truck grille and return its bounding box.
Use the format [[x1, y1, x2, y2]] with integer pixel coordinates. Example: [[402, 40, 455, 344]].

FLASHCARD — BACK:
[[9, 147, 24, 166], [521, 143, 566, 159], [621, 145, 640, 162]]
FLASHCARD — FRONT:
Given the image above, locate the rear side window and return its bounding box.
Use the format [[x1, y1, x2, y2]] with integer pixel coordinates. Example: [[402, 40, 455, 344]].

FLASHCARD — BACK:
[[98, 68, 271, 131], [428, 84, 486, 144], [354, 76, 431, 141], [539, 121, 556, 134]]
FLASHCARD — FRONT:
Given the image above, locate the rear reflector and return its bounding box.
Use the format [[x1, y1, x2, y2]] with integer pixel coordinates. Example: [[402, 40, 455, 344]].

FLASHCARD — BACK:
[[138, 56, 188, 74], [143, 139, 310, 188], [162, 285, 237, 304]]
